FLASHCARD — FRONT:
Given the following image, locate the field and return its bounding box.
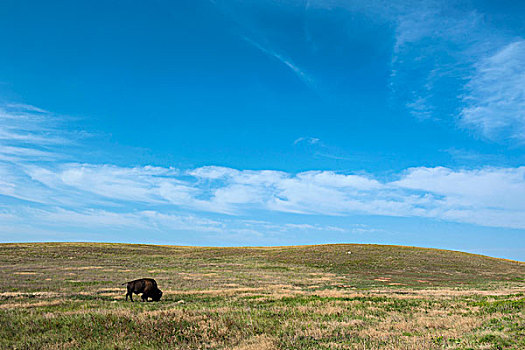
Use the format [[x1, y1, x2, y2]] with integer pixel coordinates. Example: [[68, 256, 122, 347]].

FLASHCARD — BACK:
[[0, 243, 524, 349]]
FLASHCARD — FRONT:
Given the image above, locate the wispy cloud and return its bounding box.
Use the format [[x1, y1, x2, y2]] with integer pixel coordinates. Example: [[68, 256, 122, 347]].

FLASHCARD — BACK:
[[293, 136, 352, 161], [385, 1, 525, 142], [242, 36, 314, 88], [210, 0, 315, 88], [293, 136, 320, 145], [0, 206, 352, 245], [3, 160, 525, 229], [214, 1, 524, 142], [460, 40, 525, 142], [0, 103, 354, 241], [2, 102, 523, 230], [271, 0, 523, 143], [0, 103, 79, 163]]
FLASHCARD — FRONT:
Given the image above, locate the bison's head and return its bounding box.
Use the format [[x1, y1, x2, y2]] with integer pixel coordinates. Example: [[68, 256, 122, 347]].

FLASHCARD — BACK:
[[152, 289, 163, 301]]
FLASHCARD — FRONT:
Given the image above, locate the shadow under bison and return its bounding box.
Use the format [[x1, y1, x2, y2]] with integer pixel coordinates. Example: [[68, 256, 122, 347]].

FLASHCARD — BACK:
[[123, 278, 163, 302]]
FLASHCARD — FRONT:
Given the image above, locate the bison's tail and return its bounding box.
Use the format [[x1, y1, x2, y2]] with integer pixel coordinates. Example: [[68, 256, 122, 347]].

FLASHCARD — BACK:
[[122, 282, 128, 285]]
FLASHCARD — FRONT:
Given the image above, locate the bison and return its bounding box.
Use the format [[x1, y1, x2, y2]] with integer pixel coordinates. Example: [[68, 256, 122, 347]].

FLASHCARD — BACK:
[[123, 278, 163, 302]]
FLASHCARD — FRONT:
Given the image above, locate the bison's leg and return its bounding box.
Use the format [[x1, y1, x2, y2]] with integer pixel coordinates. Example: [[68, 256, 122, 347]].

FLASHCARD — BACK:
[[126, 285, 134, 302]]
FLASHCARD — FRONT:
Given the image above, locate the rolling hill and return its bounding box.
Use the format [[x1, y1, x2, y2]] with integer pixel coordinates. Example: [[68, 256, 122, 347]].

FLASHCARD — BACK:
[[0, 243, 523, 349]]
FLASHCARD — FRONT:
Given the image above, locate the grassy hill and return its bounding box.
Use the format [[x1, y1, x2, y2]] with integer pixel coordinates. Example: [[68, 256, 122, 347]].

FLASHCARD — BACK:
[[0, 243, 524, 349]]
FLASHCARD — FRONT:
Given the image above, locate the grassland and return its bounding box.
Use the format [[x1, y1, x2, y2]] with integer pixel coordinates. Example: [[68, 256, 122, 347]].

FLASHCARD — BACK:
[[0, 243, 524, 349]]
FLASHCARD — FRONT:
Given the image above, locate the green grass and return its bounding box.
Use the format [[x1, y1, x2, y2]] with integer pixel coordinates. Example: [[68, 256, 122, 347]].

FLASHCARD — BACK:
[[0, 242, 523, 349]]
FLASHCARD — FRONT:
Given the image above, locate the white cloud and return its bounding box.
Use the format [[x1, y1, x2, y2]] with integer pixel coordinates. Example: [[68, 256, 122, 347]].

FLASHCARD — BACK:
[[306, 0, 522, 142], [460, 40, 525, 142], [0, 104, 69, 148], [395, 166, 525, 210], [294, 137, 320, 145], [242, 36, 314, 88], [297, 171, 382, 190], [388, 3, 525, 142], [0, 206, 351, 245], [0, 103, 86, 174], [2, 160, 524, 229], [214, 1, 524, 142], [188, 166, 240, 180], [1, 101, 524, 230]]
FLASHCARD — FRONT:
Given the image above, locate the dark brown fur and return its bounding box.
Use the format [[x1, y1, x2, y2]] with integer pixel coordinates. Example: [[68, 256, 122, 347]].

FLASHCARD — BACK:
[[123, 278, 163, 302]]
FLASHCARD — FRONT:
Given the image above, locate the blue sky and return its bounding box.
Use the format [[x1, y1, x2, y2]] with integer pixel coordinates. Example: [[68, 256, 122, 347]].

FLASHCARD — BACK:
[[1, 0, 524, 260]]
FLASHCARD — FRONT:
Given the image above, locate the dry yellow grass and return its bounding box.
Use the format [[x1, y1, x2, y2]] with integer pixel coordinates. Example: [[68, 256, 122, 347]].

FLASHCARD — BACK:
[[232, 335, 278, 350], [0, 242, 523, 349]]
